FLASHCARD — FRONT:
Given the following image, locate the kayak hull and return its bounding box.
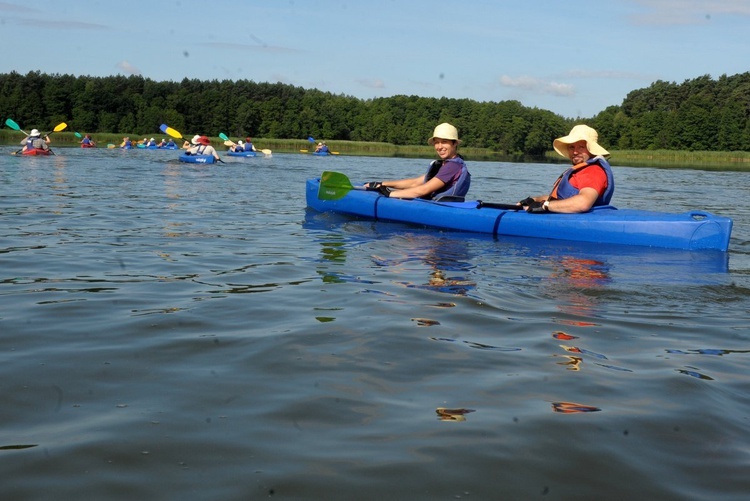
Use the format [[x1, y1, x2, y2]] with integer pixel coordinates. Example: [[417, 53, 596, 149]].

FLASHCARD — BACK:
[[305, 178, 733, 251], [227, 151, 257, 157], [22, 148, 52, 156], [179, 154, 215, 164]]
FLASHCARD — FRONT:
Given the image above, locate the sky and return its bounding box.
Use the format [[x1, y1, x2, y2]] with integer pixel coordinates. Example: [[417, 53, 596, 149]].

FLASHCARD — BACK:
[[1, 0, 750, 119]]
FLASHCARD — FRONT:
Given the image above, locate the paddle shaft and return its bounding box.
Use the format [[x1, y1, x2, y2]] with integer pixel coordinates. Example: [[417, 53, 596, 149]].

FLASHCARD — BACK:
[[478, 202, 522, 211]]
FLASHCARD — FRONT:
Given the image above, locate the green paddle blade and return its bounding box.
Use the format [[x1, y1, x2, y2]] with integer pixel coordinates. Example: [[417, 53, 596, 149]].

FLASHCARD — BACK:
[[318, 171, 355, 200], [5, 118, 21, 131], [219, 132, 229, 141], [74, 132, 83, 138]]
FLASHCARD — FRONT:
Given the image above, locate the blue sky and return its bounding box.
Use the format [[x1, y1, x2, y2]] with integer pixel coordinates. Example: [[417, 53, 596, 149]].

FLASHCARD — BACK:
[[1, 0, 749, 119]]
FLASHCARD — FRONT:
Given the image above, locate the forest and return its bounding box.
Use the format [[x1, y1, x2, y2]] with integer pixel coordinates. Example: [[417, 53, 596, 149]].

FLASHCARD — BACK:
[[2, 70, 750, 155]]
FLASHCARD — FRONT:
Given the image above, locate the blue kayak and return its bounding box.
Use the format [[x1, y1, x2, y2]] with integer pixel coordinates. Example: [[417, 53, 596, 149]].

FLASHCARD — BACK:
[[227, 151, 257, 157], [179, 154, 215, 164], [312, 151, 331, 156], [305, 177, 733, 251]]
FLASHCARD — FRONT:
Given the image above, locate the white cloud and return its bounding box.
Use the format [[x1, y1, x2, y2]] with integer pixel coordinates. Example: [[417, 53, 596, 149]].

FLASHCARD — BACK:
[[355, 78, 385, 90], [499, 75, 575, 97], [202, 42, 303, 54], [116, 61, 141, 75]]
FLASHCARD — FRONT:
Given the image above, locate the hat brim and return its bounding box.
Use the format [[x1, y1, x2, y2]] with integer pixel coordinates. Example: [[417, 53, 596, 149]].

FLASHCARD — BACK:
[[553, 136, 609, 158], [428, 137, 462, 145]]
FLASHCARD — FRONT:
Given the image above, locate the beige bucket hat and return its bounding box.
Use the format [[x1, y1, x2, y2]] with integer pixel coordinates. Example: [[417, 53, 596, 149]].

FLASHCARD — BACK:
[[553, 124, 609, 158], [428, 122, 461, 145]]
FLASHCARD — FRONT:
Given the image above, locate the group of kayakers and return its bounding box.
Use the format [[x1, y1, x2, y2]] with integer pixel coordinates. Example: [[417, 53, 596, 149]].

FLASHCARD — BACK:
[[119, 137, 178, 149], [13, 120, 612, 213], [363, 122, 613, 214]]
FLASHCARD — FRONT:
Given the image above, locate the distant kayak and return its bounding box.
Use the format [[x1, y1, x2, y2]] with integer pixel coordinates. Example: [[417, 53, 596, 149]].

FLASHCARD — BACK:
[[80, 144, 96, 149], [140, 145, 178, 150], [227, 151, 257, 157], [179, 154, 215, 164]]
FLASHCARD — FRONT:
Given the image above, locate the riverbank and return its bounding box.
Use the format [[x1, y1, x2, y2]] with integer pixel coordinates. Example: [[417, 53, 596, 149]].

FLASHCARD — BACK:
[[3, 130, 749, 170]]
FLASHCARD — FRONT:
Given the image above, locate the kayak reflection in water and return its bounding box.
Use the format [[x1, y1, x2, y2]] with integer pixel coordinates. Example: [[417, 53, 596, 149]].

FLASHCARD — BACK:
[[519, 124, 614, 214], [374, 235, 477, 296]]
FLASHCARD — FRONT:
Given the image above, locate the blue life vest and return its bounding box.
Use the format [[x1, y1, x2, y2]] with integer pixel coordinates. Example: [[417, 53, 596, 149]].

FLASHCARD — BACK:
[[243, 142, 254, 152], [424, 156, 471, 201], [319, 145, 329, 153], [554, 156, 614, 206], [82, 137, 92, 145]]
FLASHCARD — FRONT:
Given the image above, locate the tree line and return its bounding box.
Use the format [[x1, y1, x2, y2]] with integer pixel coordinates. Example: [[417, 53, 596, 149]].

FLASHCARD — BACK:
[[2, 70, 749, 154]]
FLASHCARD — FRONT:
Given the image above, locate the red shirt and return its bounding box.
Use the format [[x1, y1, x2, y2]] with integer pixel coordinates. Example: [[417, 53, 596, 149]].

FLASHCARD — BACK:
[[569, 165, 608, 195]]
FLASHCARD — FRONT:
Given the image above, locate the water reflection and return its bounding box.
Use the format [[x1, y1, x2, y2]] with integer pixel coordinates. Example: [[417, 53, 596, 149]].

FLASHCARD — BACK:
[[435, 407, 476, 421], [373, 234, 477, 296], [551, 402, 601, 414], [304, 212, 477, 295]]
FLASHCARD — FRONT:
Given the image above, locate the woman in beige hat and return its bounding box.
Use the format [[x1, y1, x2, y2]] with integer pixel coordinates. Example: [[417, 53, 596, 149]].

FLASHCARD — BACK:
[[519, 124, 614, 213], [364, 122, 471, 200]]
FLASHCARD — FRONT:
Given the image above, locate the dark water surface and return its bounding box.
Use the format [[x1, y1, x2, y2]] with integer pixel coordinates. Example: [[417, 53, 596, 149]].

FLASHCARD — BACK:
[[2, 147, 749, 500]]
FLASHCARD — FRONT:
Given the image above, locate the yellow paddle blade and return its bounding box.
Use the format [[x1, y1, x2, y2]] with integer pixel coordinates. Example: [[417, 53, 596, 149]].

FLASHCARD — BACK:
[[261, 149, 272, 155], [299, 149, 309, 153], [164, 126, 183, 139], [223, 140, 235, 147], [53, 122, 67, 132]]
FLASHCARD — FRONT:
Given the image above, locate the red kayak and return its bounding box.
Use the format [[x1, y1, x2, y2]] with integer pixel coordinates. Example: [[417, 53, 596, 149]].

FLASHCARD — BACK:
[[81, 144, 96, 149], [21, 148, 52, 156]]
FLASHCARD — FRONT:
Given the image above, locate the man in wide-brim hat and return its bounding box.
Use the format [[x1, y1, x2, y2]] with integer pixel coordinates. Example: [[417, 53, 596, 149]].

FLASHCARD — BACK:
[[519, 124, 614, 214]]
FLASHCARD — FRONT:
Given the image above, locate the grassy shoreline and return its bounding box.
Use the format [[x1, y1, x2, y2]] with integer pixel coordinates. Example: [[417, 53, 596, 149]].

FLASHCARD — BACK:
[[3, 131, 749, 170]]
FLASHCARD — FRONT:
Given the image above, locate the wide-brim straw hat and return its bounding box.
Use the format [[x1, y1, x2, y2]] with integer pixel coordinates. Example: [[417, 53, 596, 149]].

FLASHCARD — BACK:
[[30, 129, 40, 137], [553, 124, 609, 158], [191, 134, 201, 145], [428, 122, 461, 145]]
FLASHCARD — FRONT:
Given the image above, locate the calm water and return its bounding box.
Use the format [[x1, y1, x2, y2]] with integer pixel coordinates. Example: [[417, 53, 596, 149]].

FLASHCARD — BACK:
[[1, 147, 749, 500]]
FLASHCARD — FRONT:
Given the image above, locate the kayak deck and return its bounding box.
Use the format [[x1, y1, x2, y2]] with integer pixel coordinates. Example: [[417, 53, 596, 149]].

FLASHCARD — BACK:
[[179, 154, 215, 164], [305, 178, 732, 251]]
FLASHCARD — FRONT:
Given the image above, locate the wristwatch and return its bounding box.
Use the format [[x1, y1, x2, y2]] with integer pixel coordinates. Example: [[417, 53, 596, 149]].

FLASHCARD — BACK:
[[542, 200, 550, 211]]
